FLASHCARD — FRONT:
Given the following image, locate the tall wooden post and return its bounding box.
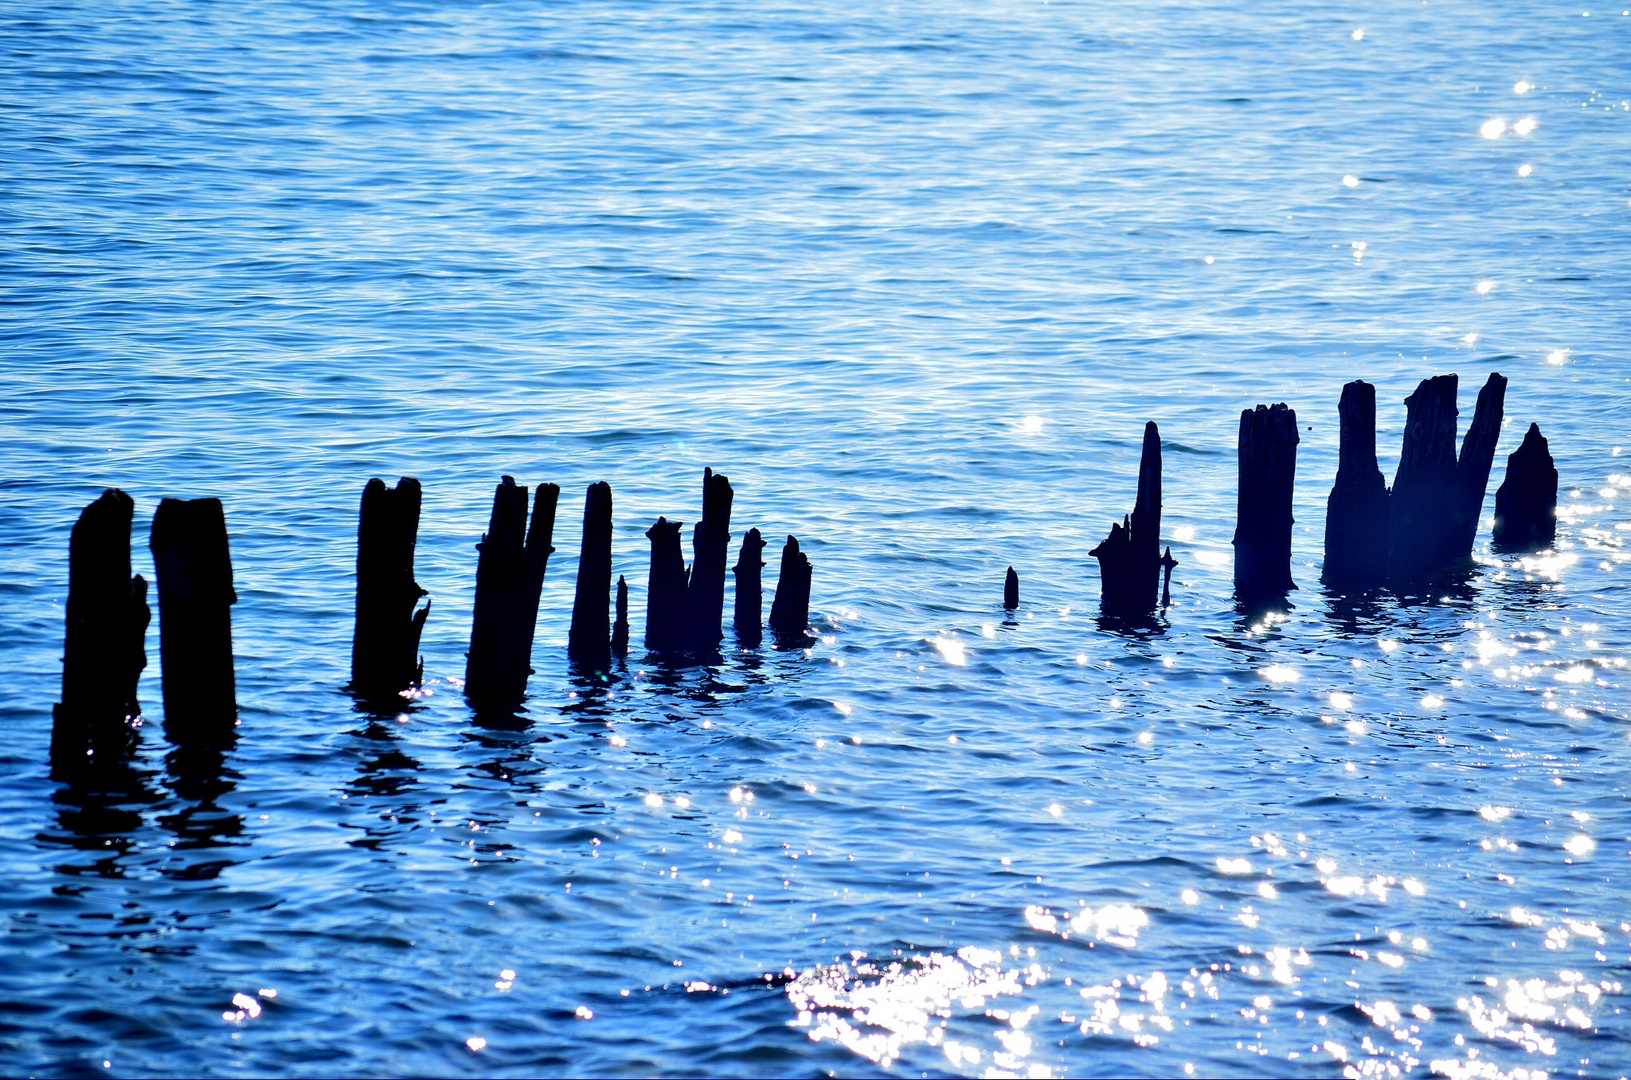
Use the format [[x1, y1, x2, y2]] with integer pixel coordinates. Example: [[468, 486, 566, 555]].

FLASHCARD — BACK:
[[1233, 403, 1299, 597], [645, 517, 687, 653], [733, 527, 766, 645], [150, 497, 237, 746], [1003, 567, 1019, 609], [1323, 380, 1390, 589], [1492, 423, 1558, 551], [684, 469, 734, 652], [568, 482, 614, 667], [465, 477, 558, 707], [352, 477, 428, 702], [768, 534, 813, 645], [1090, 422, 1170, 619]]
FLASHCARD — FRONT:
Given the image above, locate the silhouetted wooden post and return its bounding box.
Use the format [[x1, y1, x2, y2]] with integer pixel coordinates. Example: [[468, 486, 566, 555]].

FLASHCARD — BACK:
[[52, 490, 149, 773], [352, 477, 428, 702], [1387, 373, 1506, 583], [465, 477, 558, 706], [768, 534, 813, 645], [645, 517, 687, 652], [612, 575, 630, 658], [1090, 422, 1168, 619], [684, 468, 734, 652], [733, 527, 766, 645], [1233, 403, 1299, 597], [1492, 423, 1558, 551], [568, 482, 614, 667], [1003, 566, 1019, 609], [1323, 380, 1390, 589], [150, 497, 236, 746]]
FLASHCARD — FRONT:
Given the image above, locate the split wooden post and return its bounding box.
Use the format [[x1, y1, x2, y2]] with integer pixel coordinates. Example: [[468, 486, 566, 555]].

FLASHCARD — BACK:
[[1323, 380, 1390, 589], [1003, 567, 1019, 609], [1233, 403, 1299, 597], [1492, 423, 1558, 551], [684, 468, 734, 652], [612, 575, 630, 658], [150, 497, 237, 746], [351, 478, 428, 702], [644, 517, 688, 652], [464, 477, 558, 707], [52, 490, 150, 773], [768, 534, 813, 645], [733, 527, 766, 645], [568, 482, 614, 668], [1089, 422, 1172, 619]]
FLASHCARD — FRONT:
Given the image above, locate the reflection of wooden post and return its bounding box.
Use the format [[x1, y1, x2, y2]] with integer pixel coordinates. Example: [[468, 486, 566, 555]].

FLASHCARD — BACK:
[[1090, 422, 1167, 619], [352, 478, 428, 702], [1323, 380, 1390, 589], [150, 497, 237, 746], [52, 490, 149, 773], [1003, 566, 1019, 609], [1233, 403, 1299, 597], [611, 575, 630, 658], [1492, 423, 1558, 551], [733, 527, 766, 645], [568, 482, 614, 668], [644, 517, 687, 652], [684, 469, 734, 652], [768, 535, 813, 645], [465, 477, 558, 706]]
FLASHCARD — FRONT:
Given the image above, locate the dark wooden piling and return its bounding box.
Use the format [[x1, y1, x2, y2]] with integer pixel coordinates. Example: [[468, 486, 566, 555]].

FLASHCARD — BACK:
[[1003, 566, 1019, 609], [567, 482, 614, 668], [645, 517, 688, 652], [465, 477, 558, 706], [1233, 403, 1299, 597], [1492, 423, 1558, 551], [52, 490, 150, 773], [1386, 373, 1506, 583], [1323, 380, 1391, 589], [351, 478, 428, 702], [1089, 422, 1168, 619], [768, 534, 813, 645], [684, 468, 734, 652], [733, 527, 766, 644], [612, 575, 630, 658], [150, 497, 237, 746]]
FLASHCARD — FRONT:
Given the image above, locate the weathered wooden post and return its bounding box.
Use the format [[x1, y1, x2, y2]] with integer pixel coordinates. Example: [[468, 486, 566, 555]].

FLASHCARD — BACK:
[[733, 527, 766, 645], [568, 482, 614, 668], [51, 490, 150, 774], [150, 497, 237, 746], [1233, 403, 1299, 597], [645, 517, 687, 652], [684, 469, 734, 652], [1492, 423, 1558, 551], [1386, 373, 1505, 583], [1323, 380, 1390, 589], [1003, 566, 1019, 609], [1090, 422, 1171, 619], [351, 477, 428, 702], [465, 477, 558, 706], [612, 575, 630, 658], [768, 534, 813, 645]]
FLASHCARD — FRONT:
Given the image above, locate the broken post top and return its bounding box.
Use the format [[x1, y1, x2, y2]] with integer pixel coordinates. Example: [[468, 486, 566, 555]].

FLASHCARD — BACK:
[[1493, 422, 1558, 552], [1336, 380, 1378, 475], [1003, 566, 1019, 609], [1130, 421, 1162, 561]]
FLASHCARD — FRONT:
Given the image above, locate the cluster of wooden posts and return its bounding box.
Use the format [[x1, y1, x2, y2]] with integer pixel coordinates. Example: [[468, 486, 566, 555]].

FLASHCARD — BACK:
[[49, 371, 1557, 779]]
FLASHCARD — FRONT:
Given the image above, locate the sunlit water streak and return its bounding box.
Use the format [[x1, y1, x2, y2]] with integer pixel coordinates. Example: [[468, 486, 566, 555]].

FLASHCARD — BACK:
[[1, 0, 1629, 1076]]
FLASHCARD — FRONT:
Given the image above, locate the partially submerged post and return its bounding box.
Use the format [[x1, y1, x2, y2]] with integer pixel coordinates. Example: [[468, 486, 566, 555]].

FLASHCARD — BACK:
[[644, 517, 687, 653], [768, 534, 813, 646], [1003, 566, 1019, 610], [52, 490, 150, 773], [684, 469, 734, 653], [465, 477, 558, 707], [1233, 403, 1299, 597], [611, 575, 630, 658], [150, 497, 237, 746], [1090, 422, 1171, 620], [351, 478, 428, 703], [1492, 423, 1558, 551], [1323, 380, 1390, 589], [733, 527, 766, 645], [568, 482, 614, 668]]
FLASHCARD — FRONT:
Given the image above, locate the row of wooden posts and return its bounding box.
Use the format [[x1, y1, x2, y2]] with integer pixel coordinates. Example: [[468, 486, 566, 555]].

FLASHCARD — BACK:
[[49, 371, 1557, 778]]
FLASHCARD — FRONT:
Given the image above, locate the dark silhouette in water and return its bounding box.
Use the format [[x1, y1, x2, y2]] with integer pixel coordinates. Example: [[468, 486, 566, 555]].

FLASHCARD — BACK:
[[1233, 403, 1299, 599], [768, 534, 814, 647], [351, 477, 428, 704], [568, 482, 614, 669], [612, 575, 630, 658], [465, 477, 558, 708], [1323, 381, 1390, 590], [733, 527, 766, 646], [645, 516, 688, 653], [1090, 422, 1175, 621], [685, 469, 734, 653], [52, 490, 150, 778], [1492, 423, 1558, 552], [1003, 566, 1019, 609], [150, 497, 237, 748]]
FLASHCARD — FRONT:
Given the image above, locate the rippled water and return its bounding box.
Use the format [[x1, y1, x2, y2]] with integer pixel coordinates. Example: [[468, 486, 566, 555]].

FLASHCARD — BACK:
[[3, 0, 1630, 1076]]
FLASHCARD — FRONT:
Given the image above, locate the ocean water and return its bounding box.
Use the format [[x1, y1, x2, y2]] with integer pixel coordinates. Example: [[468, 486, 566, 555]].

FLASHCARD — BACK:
[[2, 0, 1629, 1075]]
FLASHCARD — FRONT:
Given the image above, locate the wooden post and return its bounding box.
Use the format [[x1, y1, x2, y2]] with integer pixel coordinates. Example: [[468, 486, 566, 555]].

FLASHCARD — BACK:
[[1233, 403, 1299, 597], [52, 490, 149, 773], [732, 527, 766, 645], [351, 478, 428, 702], [644, 516, 687, 652], [465, 477, 558, 707], [1492, 423, 1558, 551], [1323, 380, 1390, 589], [768, 534, 813, 645], [1090, 422, 1168, 619], [684, 468, 734, 652], [1003, 566, 1019, 609], [568, 482, 614, 667], [150, 497, 237, 746], [612, 575, 630, 658]]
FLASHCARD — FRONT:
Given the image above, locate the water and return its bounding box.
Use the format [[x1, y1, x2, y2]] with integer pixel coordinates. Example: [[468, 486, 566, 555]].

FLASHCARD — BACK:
[[2, 0, 1629, 1075]]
